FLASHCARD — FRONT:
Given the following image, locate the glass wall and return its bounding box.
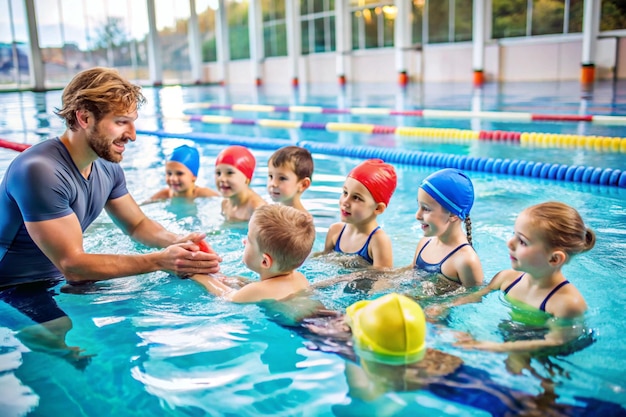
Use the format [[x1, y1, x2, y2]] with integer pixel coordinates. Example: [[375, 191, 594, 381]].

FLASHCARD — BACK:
[[300, 0, 335, 54], [350, 1, 395, 50], [412, 0, 424, 45], [23, 0, 150, 88], [196, 0, 218, 63], [154, 0, 192, 83], [601, 0, 626, 31], [228, 0, 250, 60], [492, 0, 588, 38], [0, 0, 30, 88], [427, 0, 472, 44], [4, 0, 626, 89], [262, 0, 287, 57]]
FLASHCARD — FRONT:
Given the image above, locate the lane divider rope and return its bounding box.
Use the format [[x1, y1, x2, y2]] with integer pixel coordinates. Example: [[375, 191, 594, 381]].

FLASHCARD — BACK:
[[182, 102, 626, 125], [141, 130, 625, 188], [2, 133, 624, 187], [164, 114, 626, 154]]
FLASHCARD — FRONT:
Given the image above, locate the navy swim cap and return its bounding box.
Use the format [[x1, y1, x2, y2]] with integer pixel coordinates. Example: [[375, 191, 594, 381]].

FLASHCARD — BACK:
[[169, 145, 200, 177], [420, 168, 474, 220]]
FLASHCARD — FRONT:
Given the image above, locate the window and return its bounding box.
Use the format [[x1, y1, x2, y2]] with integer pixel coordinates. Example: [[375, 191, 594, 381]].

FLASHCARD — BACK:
[[301, 0, 335, 54], [228, 0, 250, 60], [196, 0, 218, 62], [262, 0, 287, 57], [350, 2, 395, 50]]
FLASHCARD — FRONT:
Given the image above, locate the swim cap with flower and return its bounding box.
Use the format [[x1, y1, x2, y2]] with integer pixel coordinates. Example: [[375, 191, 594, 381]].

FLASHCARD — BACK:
[[345, 293, 426, 365], [347, 159, 397, 206], [215, 145, 256, 181], [169, 145, 200, 177], [420, 168, 474, 220]]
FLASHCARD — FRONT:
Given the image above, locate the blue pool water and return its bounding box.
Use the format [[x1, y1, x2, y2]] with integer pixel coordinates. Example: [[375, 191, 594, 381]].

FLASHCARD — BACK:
[[1, 81, 626, 416]]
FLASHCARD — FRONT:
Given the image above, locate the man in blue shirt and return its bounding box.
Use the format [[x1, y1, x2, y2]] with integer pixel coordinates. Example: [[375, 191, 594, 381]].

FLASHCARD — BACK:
[[0, 68, 221, 361], [0, 67, 221, 285]]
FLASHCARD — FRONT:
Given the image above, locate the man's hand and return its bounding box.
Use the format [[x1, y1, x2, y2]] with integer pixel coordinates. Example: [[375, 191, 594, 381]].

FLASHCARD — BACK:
[[160, 241, 222, 277]]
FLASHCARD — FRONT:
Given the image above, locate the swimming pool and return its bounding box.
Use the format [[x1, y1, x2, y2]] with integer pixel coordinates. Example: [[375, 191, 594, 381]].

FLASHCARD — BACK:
[[1, 81, 626, 416]]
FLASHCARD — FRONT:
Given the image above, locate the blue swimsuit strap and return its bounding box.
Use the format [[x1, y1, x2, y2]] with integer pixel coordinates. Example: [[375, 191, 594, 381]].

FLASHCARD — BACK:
[[503, 274, 571, 312], [360, 226, 380, 250], [334, 224, 347, 251], [539, 280, 570, 311], [503, 273, 525, 295], [416, 240, 470, 267], [438, 243, 470, 265], [415, 239, 432, 260], [334, 225, 380, 256]]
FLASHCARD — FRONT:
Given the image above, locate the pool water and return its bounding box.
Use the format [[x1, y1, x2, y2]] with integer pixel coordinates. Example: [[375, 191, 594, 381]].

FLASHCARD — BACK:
[[1, 81, 626, 416]]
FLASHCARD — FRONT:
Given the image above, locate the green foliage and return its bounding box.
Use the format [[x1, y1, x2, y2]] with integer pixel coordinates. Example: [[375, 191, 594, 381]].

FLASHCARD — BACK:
[[93, 17, 129, 49]]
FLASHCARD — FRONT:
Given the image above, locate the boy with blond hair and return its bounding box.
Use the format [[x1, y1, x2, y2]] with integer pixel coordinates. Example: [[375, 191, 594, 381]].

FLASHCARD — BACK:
[[191, 204, 316, 303]]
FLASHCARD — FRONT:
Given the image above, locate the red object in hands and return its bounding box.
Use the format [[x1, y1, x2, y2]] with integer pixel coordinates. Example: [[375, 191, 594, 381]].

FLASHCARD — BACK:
[[198, 240, 210, 253]]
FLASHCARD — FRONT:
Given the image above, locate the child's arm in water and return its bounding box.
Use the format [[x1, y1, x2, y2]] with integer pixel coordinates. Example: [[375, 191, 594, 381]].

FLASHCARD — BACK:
[[424, 270, 507, 319], [455, 317, 586, 353], [190, 273, 301, 304], [190, 274, 263, 303]]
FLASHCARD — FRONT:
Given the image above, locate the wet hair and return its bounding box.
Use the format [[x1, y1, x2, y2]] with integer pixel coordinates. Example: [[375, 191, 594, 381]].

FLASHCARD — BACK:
[[252, 204, 316, 272], [54, 67, 146, 131], [464, 217, 473, 246], [268, 146, 314, 181], [524, 201, 596, 258]]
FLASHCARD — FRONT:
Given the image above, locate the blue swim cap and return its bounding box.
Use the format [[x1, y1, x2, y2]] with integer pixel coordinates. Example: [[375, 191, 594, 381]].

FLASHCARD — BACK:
[[169, 145, 200, 177], [420, 168, 474, 220]]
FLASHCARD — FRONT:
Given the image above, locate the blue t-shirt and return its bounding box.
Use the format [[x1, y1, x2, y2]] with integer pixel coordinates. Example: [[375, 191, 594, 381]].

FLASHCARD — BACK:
[[0, 138, 128, 285]]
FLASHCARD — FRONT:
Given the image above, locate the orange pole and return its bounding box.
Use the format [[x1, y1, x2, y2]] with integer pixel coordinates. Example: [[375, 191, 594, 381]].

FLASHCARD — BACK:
[[398, 71, 409, 86], [473, 70, 484, 87], [581, 64, 595, 85]]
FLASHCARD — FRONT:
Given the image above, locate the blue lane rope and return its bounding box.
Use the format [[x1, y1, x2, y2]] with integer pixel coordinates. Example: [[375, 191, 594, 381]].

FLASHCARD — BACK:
[[138, 129, 625, 188]]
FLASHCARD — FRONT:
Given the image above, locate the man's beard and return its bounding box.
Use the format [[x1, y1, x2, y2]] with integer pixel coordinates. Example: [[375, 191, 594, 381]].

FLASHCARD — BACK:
[[87, 123, 123, 163]]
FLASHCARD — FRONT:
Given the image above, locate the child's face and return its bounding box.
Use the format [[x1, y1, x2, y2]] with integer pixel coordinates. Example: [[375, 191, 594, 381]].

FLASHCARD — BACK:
[[339, 177, 379, 224], [267, 163, 304, 204], [165, 161, 196, 196], [415, 189, 453, 237], [215, 164, 249, 197], [242, 218, 263, 273], [507, 211, 552, 274]]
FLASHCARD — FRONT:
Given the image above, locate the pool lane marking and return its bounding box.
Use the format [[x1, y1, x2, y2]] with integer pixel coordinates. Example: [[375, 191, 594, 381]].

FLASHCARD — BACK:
[[169, 115, 626, 153], [182, 102, 626, 125]]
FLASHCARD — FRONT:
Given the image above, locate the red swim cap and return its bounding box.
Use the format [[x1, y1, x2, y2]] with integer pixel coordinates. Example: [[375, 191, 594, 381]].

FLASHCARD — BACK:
[[347, 159, 397, 206], [215, 145, 256, 180]]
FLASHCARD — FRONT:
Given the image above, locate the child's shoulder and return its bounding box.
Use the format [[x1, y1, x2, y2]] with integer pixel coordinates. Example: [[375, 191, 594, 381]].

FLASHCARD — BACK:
[[148, 188, 170, 201], [490, 269, 521, 289], [370, 226, 391, 242], [549, 282, 587, 318]]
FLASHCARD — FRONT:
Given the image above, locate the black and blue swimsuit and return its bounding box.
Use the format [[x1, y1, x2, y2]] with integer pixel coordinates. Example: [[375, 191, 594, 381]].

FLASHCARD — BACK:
[[414, 239, 469, 283], [334, 225, 380, 264]]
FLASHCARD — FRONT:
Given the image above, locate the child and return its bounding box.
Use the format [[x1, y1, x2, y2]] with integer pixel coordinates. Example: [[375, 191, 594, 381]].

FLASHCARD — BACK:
[[190, 204, 316, 303], [267, 146, 313, 213], [147, 145, 219, 202], [214, 145, 266, 222], [262, 293, 624, 417], [313, 168, 481, 294], [319, 159, 397, 268], [429, 201, 596, 353], [411, 168, 483, 287]]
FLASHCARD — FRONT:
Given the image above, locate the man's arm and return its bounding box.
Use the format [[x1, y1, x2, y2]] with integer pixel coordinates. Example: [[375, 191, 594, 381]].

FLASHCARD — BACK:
[[105, 194, 183, 248], [26, 213, 220, 283]]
